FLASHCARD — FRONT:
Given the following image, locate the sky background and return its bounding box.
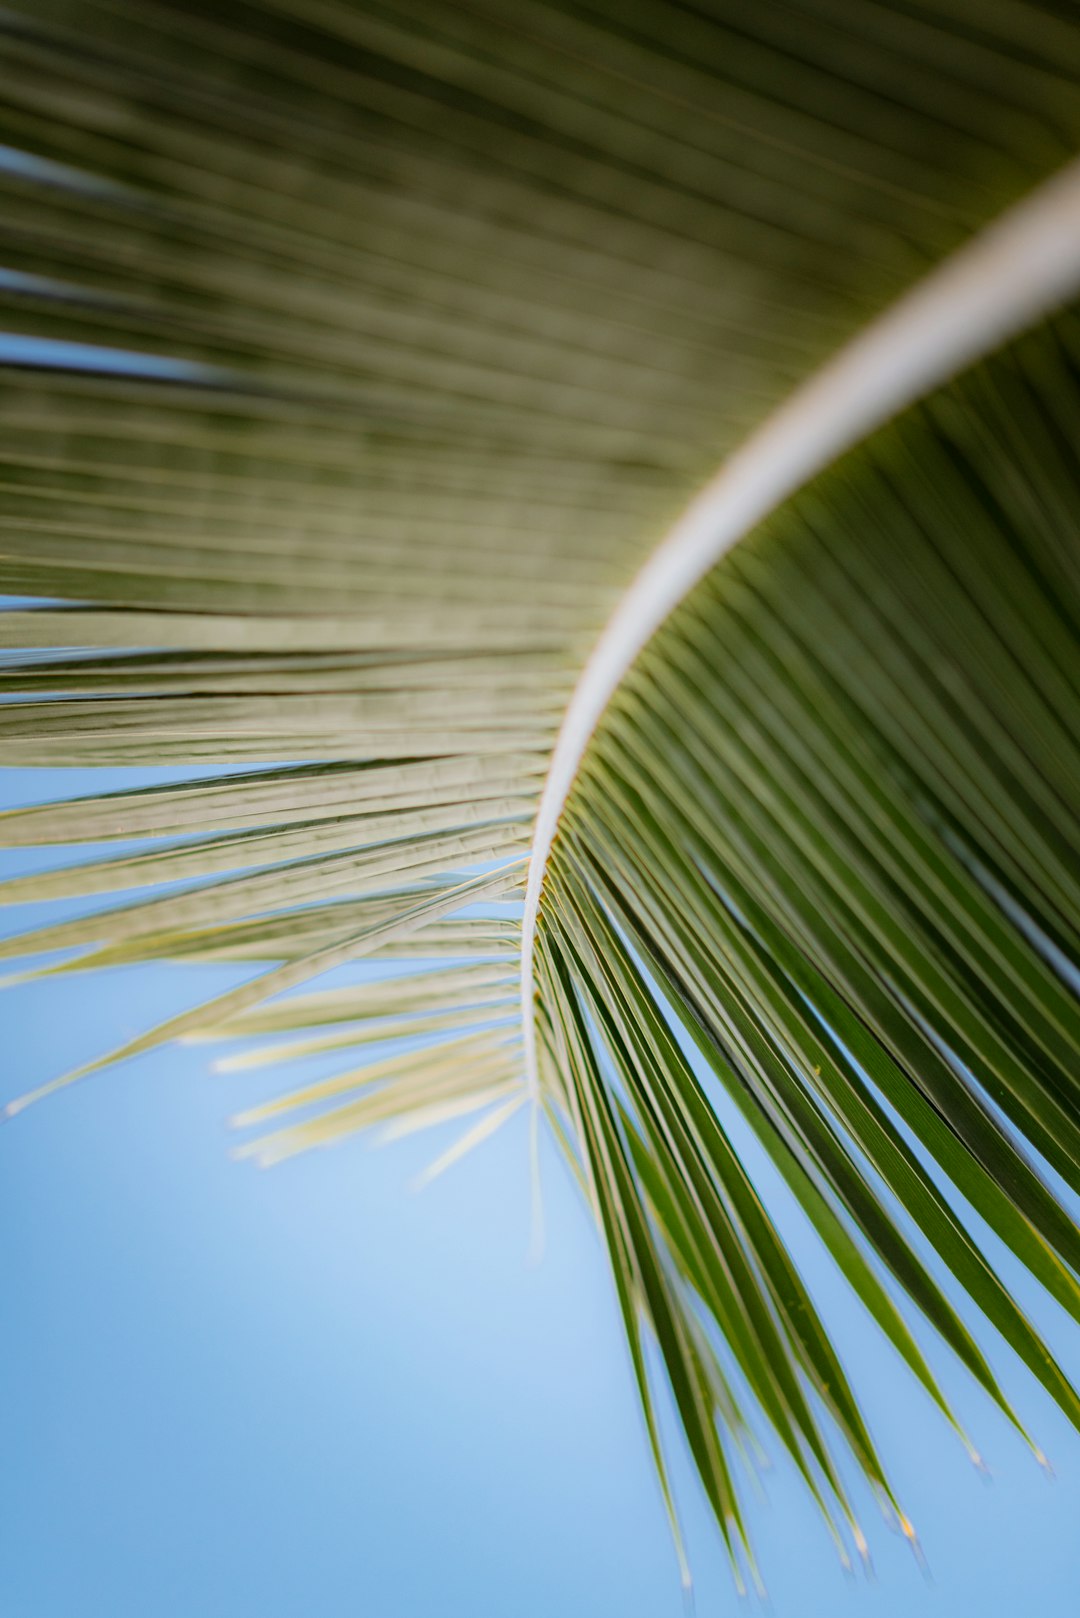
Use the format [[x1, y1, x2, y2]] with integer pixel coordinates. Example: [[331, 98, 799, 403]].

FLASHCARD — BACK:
[[3, 764, 1080, 1618]]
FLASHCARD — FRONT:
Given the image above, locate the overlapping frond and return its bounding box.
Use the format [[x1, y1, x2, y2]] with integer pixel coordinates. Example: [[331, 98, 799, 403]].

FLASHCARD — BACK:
[[3, 0, 1080, 1590]]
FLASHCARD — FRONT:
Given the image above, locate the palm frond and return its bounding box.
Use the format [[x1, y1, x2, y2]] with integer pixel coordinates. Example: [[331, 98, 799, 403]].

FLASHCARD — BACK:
[[4, 0, 1080, 1589], [535, 306, 1080, 1562]]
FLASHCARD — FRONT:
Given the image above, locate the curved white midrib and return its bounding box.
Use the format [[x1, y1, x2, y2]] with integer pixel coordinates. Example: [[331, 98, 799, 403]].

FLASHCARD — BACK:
[[520, 153, 1080, 1098]]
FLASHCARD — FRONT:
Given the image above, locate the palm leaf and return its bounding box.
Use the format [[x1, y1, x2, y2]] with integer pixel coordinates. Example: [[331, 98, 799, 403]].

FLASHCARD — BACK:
[[4, 0, 1080, 1588]]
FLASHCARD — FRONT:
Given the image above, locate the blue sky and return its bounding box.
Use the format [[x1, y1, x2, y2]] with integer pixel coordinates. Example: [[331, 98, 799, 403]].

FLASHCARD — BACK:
[[3, 766, 1080, 1618]]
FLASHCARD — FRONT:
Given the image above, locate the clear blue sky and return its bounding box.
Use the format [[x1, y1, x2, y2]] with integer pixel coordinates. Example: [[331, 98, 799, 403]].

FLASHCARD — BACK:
[[3, 766, 1080, 1618]]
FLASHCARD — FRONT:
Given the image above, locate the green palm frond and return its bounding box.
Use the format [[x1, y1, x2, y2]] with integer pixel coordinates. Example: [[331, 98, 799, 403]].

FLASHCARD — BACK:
[[535, 309, 1080, 1573], [4, 0, 1080, 1588]]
